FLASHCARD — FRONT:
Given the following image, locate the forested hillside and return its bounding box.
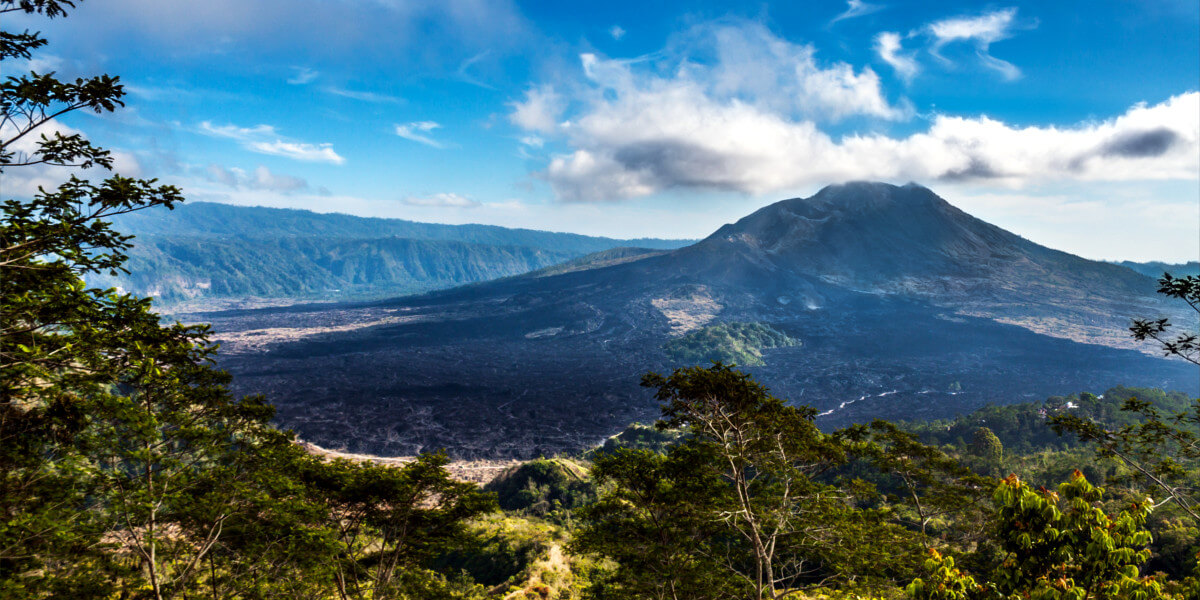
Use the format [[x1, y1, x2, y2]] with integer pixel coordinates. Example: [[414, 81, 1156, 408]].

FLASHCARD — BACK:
[[95, 203, 692, 306], [88, 235, 580, 302]]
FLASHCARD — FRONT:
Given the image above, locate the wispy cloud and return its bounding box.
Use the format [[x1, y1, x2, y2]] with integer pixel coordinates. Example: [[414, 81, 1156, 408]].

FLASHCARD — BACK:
[[402, 192, 480, 208], [198, 121, 345, 164], [455, 50, 496, 90], [287, 67, 319, 85], [609, 25, 626, 40], [926, 8, 1026, 80], [874, 32, 919, 81], [394, 121, 446, 148], [830, 0, 883, 25], [324, 86, 403, 103], [205, 164, 309, 193]]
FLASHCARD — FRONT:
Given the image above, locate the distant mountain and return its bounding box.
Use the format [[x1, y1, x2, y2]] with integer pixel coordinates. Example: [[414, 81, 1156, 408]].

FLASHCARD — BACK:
[[91, 235, 580, 303], [112, 202, 691, 253], [1111, 260, 1200, 279], [198, 183, 1197, 459], [101, 202, 693, 306]]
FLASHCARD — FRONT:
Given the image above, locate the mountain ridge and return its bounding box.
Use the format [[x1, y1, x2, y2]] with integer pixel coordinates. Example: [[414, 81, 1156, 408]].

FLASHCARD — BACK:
[[195, 182, 1197, 459], [102, 202, 696, 307]]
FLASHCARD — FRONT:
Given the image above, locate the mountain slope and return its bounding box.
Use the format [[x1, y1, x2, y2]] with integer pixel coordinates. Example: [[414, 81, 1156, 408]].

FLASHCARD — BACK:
[[92, 235, 579, 303], [112, 202, 692, 253], [197, 182, 1197, 459], [101, 202, 694, 306]]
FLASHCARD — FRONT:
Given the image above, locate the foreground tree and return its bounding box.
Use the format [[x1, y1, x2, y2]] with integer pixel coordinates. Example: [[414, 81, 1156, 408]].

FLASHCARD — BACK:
[[2, 4, 494, 597], [849, 420, 996, 550], [908, 472, 1168, 600], [578, 364, 918, 599], [1, 1, 194, 594], [1050, 274, 1199, 523]]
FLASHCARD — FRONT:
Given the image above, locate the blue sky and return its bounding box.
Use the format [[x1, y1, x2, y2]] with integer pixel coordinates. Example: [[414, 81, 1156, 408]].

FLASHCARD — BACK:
[[8, 0, 1199, 261]]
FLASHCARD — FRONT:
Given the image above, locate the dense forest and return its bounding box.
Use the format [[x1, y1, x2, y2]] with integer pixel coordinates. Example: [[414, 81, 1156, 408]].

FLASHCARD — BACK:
[[2, 2, 1198, 599]]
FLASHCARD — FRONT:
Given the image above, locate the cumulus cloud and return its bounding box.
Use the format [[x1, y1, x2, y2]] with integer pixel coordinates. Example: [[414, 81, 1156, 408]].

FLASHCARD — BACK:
[[534, 86, 1199, 201], [509, 85, 565, 134], [830, 0, 882, 24], [394, 121, 445, 148], [874, 32, 918, 81], [198, 121, 345, 164], [205, 164, 309, 193], [402, 192, 480, 208], [505, 19, 1197, 204], [926, 8, 1024, 80], [681, 22, 909, 122], [609, 25, 626, 40]]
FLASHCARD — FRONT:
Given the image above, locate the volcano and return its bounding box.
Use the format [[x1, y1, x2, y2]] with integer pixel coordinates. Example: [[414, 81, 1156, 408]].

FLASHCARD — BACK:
[[199, 182, 1197, 458]]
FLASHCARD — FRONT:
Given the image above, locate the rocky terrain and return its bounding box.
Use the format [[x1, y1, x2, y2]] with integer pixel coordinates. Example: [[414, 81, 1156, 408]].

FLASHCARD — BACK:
[[192, 182, 1199, 459]]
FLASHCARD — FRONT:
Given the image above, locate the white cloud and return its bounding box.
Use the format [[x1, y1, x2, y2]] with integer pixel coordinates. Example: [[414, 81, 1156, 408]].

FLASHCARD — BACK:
[[507, 19, 1198, 204], [508, 85, 565, 134], [926, 8, 1024, 80], [402, 192, 480, 208], [198, 121, 345, 164], [874, 32, 918, 81], [519, 135, 544, 148], [287, 67, 318, 85], [652, 21, 907, 122], [536, 85, 1199, 201], [394, 121, 445, 148], [609, 25, 626, 40], [205, 164, 308, 192], [830, 0, 882, 24]]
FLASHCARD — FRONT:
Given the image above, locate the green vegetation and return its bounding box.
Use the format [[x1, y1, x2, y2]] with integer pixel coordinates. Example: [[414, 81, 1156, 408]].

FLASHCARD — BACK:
[[2, 3, 1198, 599], [89, 234, 577, 304], [484, 458, 597, 518], [588, 421, 687, 457], [94, 203, 692, 306], [663, 321, 800, 366]]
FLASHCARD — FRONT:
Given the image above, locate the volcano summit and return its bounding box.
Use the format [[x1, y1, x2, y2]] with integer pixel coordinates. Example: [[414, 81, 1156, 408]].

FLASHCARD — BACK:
[[198, 182, 1197, 458]]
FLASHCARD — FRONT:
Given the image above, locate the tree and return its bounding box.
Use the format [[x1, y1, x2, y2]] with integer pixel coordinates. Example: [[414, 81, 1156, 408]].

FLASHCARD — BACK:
[[968, 427, 1004, 475], [297, 453, 495, 600], [849, 420, 996, 550], [1130, 274, 1199, 367], [1049, 274, 1200, 524], [1, 1, 195, 595], [907, 472, 1168, 600], [577, 364, 918, 599], [574, 446, 747, 600]]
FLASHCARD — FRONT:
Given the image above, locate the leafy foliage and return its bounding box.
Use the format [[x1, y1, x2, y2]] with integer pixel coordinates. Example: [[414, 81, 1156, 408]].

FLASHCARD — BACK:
[[663, 322, 800, 367], [484, 458, 596, 517], [577, 364, 920, 599], [908, 472, 1168, 600], [0, 4, 497, 598]]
